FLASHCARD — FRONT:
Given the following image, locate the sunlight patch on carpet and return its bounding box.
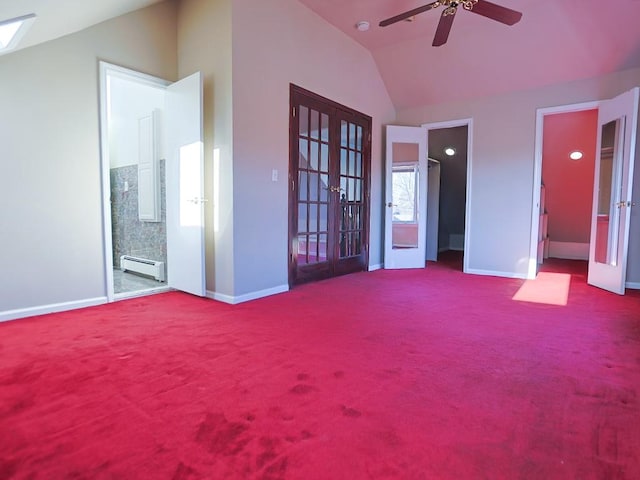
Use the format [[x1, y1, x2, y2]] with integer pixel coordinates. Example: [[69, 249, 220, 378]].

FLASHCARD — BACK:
[[512, 272, 571, 306]]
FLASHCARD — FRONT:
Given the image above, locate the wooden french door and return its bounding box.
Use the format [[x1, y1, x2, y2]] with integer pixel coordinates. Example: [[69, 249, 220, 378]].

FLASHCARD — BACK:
[[289, 85, 372, 286]]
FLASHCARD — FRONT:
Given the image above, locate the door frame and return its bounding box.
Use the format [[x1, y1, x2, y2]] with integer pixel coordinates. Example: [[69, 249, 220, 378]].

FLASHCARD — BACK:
[[529, 100, 600, 279], [421, 118, 473, 274], [288, 84, 372, 286], [98, 61, 171, 302]]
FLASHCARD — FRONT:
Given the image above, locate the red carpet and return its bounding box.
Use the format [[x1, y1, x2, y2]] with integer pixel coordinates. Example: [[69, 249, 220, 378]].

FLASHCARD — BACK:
[[2, 254, 640, 479]]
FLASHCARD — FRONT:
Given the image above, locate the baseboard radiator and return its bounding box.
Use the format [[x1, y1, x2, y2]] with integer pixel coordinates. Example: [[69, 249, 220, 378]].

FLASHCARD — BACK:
[[120, 255, 165, 282]]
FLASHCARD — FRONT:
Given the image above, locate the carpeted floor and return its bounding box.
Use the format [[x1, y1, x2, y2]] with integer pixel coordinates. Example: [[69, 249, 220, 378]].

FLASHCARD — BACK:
[[1, 254, 639, 479]]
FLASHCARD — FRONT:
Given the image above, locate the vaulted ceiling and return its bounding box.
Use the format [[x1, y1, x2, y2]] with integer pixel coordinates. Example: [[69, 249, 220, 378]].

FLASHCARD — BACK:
[[2, 0, 640, 111], [298, 0, 640, 109]]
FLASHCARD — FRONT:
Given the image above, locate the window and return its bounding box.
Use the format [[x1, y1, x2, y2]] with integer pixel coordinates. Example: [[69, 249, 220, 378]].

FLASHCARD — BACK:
[[0, 14, 36, 54]]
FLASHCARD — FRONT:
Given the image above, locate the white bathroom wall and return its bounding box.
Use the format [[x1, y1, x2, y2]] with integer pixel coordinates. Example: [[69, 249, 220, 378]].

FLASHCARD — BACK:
[[108, 77, 166, 169]]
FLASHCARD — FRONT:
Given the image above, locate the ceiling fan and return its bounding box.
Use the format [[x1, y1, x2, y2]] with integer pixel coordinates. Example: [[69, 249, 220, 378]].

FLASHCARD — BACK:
[[379, 0, 522, 47]]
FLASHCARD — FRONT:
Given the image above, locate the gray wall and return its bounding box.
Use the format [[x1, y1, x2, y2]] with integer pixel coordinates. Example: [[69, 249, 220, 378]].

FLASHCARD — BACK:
[[398, 68, 640, 281], [0, 2, 177, 316]]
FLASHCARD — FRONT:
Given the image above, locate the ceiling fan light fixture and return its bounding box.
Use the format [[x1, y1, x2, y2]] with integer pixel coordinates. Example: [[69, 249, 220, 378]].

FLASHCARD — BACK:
[[379, 0, 522, 46]]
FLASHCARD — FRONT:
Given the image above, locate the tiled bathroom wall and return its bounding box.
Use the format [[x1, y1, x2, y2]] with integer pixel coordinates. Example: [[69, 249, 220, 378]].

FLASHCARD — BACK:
[[110, 160, 167, 267]]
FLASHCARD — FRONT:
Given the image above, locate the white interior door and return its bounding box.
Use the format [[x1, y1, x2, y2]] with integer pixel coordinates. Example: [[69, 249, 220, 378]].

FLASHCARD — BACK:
[[165, 72, 206, 296], [587, 88, 639, 294], [384, 125, 428, 269]]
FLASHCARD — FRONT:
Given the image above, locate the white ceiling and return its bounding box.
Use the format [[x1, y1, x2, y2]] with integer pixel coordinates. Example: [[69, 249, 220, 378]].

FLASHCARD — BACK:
[[0, 0, 163, 54], [2, 0, 640, 110], [298, 0, 640, 109]]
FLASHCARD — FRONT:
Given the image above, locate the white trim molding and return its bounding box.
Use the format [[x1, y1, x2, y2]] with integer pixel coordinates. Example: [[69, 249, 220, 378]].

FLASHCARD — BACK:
[[0, 297, 108, 323], [207, 284, 289, 305], [465, 269, 528, 280]]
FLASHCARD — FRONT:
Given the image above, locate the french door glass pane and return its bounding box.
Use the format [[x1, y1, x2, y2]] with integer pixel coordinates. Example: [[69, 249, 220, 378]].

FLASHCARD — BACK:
[[321, 114, 329, 142], [299, 106, 309, 136], [339, 119, 366, 258], [297, 105, 331, 266], [318, 233, 328, 262], [310, 110, 320, 140], [321, 144, 329, 173], [298, 171, 307, 201], [298, 203, 307, 232], [298, 235, 308, 265]]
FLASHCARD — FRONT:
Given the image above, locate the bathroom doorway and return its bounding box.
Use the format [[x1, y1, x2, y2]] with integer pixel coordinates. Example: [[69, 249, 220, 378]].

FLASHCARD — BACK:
[[101, 64, 170, 299], [99, 62, 206, 301]]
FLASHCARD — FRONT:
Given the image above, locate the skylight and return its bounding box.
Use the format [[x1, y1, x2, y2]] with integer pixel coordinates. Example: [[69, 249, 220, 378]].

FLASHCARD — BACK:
[[0, 14, 36, 53]]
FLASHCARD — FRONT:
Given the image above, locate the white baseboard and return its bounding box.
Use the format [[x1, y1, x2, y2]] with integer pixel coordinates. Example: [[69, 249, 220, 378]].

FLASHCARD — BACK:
[[206, 284, 289, 305], [548, 241, 589, 260], [449, 234, 465, 251], [0, 296, 108, 323], [465, 268, 527, 280], [368, 263, 383, 271], [626, 282, 640, 290]]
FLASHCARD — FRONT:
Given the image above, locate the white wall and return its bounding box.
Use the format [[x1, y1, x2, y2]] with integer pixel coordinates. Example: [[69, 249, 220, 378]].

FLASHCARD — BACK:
[[231, 0, 396, 297], [397, 67, 640, 280], [0, 2, 177, 319], [109, 76, 166, 169]]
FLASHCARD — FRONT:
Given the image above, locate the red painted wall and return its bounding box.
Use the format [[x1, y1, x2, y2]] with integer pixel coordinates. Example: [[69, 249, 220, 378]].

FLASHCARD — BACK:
[[542, 110, 598, 243]]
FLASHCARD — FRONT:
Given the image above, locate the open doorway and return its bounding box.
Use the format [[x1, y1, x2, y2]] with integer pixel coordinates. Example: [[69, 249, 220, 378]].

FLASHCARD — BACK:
[[538, 109, 598, 268], [530, 89, 640, 294], [530, 101, 600, 282], [424, 121, 471, 272], [533, 107, 598, 285], [100, 62, 206, 301], [100, 64, 171, 300]]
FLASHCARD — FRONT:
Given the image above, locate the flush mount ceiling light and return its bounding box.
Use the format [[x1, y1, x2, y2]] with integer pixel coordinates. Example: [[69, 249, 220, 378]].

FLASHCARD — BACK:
[[444, 147, 456, 156], [0, 13, 36, 54], [355, 21, 370, 31], [569, 151, 583, 161]]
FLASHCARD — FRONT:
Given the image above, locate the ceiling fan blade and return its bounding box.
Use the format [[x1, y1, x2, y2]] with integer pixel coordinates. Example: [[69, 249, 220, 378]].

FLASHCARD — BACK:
[[379, 2, 439, 27], [432, 8, 456, 46], [469, 0, 522, 25]]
